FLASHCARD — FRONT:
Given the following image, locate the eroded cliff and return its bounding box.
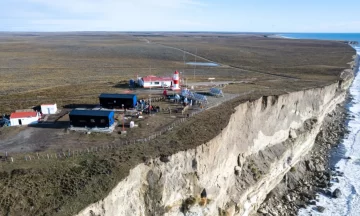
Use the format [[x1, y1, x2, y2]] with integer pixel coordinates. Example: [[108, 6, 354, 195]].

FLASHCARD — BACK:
[[76, 70, 354, 216]]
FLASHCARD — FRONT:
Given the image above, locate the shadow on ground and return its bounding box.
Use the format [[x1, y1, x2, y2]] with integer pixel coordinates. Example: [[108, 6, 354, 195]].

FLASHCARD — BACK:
[[63, 104, 98, 109], [113, 81, 131, 89], [28, 122, 68, 129]]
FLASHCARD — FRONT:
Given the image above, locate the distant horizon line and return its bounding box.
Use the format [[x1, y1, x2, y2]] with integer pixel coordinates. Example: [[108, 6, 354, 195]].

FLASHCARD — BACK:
[[0, 31, 359, 34]]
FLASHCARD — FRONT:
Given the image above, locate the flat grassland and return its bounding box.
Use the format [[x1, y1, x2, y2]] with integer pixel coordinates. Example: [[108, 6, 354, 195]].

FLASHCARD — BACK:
[[0, 33, 355, 216], [0, 33, 353, 113]]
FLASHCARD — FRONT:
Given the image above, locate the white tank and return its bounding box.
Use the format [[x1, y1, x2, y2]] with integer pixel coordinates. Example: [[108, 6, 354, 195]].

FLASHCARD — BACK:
[[130, 121, 135, 128]]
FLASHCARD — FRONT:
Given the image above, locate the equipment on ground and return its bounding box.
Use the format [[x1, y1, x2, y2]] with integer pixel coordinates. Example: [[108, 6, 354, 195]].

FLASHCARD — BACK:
[[129, 79, 135, 88], [181, 89, 208, 104], [0, 115, 10, 127], [209, 88, 224, 97]]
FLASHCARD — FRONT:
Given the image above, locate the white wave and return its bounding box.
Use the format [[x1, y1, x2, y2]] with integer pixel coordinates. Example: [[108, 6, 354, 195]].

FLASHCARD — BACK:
[[299, 51, 360, 216], [277, 35, 296, 39]]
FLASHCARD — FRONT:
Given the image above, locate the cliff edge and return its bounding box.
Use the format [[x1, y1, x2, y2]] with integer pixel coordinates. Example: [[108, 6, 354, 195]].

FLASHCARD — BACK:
[[76, 58, 356, 216]]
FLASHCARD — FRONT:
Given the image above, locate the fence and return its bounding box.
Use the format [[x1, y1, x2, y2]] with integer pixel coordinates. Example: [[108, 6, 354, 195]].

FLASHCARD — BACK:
[[1, 93, 243, 164]]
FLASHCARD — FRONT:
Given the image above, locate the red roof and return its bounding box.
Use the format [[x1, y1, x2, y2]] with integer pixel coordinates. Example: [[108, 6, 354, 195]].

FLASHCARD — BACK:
[[10, 112, 38, 119], [142, 76, 172, 82]]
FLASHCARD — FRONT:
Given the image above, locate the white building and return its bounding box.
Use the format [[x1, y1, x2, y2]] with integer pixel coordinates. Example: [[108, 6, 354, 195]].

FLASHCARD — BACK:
[[41, 103, 58, 114], [10, 111, 40, 126], [139, 76, 173, 88]]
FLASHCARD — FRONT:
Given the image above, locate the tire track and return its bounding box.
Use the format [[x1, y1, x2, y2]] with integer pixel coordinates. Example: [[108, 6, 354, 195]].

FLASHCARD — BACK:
[[150, 41, 299, 80]]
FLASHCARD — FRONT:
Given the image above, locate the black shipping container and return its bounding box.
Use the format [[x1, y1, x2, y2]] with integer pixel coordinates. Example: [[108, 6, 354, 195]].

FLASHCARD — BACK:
[[99, 93, 137, 109]]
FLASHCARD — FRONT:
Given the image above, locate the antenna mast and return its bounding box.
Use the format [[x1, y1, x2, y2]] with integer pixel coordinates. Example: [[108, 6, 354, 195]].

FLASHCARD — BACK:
[[193, 48, 197, 80], [149, 65, 151, 115], [183, 49, 186, 87]]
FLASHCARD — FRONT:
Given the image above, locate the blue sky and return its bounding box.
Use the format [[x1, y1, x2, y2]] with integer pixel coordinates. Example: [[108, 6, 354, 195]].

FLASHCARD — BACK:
[[1, 0, 360, 32]]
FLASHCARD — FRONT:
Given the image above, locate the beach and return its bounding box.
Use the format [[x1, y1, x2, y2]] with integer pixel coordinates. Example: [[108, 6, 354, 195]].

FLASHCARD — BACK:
[[299, 47, 360, 216]]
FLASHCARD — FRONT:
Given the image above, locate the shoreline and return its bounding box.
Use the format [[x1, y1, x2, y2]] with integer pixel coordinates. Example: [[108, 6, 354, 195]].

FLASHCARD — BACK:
[[298, 49, 360, 216], [256, 52, 359, 216], [272, 33, 360, 46], [0, 34, 355, 216], [256, 101, 351, 215], [330, 53, 359, 167], [267, 34, 295, 39]]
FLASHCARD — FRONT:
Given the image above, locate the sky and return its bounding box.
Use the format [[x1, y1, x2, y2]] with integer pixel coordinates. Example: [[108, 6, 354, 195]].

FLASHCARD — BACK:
[[1, 0, 360, 32]]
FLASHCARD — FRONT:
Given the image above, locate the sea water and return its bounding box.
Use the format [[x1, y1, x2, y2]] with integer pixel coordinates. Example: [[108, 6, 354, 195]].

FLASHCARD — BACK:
[[279, 33, 360, 42], [280, 33, 360, 216]]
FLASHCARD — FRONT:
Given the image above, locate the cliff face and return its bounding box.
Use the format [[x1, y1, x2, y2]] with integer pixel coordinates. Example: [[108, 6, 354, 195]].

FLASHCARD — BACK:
[[76, 72, 354, 216]]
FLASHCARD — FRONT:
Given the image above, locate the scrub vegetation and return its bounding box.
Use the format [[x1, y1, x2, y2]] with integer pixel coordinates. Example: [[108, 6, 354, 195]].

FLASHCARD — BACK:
[[0, 32, 355, 215]]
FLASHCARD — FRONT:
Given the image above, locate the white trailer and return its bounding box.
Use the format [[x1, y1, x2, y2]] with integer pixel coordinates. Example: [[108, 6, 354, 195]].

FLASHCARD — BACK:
[[10, 112, 40, 126], [41, 103, 57, 114]]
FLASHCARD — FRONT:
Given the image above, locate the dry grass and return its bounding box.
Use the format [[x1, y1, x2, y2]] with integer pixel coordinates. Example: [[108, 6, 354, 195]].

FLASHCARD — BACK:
[[0, 96, 248, 216], [1, 33, 353, 114], [0, 32, 355, 216]]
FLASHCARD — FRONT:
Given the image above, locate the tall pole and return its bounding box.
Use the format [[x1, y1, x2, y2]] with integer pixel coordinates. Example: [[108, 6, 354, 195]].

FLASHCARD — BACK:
[[149, 65, 151, 115], [193, 48, 197, 80], [183, 49, 186, 66], [122, 104, 125, 131], [183, 50, 185, 87]]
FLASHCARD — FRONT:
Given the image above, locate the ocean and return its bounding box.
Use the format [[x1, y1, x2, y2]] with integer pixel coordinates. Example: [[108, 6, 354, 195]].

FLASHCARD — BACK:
[[280, 33, 360, 216], [279, 33, 360, 43]]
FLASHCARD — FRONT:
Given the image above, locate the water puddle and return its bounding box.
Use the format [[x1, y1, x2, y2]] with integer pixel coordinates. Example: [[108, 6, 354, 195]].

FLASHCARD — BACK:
[[186, 62, 220, 67]]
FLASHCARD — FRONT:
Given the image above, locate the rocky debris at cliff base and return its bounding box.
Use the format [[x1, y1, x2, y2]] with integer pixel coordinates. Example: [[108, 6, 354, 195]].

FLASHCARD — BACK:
[[255, 105, 348, 216], [332, 188, 342, 198], [315, 206, 325, 213]]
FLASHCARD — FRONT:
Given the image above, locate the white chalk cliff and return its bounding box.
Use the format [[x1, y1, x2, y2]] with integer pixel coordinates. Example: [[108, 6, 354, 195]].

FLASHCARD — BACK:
[[76, 70, 354, 216]]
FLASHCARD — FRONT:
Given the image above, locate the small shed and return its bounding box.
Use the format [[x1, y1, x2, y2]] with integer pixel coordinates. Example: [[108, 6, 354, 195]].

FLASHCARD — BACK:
[[99, 93, 137, 109], [10, 111, 40, 126], [69, 110, 115, 128], [41, 103, 58, 114]]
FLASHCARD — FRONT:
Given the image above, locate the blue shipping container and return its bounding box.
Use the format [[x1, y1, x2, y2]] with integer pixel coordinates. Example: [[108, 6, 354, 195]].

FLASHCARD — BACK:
[[69, 110, 115, 128]]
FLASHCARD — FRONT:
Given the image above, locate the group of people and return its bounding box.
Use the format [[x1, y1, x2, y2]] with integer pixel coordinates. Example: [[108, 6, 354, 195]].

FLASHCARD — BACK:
[[183, 97, 193, 106], [135, 89, 197, 116], [136, 99, 160, 114]]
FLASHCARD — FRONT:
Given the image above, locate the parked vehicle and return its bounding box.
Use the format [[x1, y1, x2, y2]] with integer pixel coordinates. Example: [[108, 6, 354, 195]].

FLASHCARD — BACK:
[[0, 114, 10, 127]]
